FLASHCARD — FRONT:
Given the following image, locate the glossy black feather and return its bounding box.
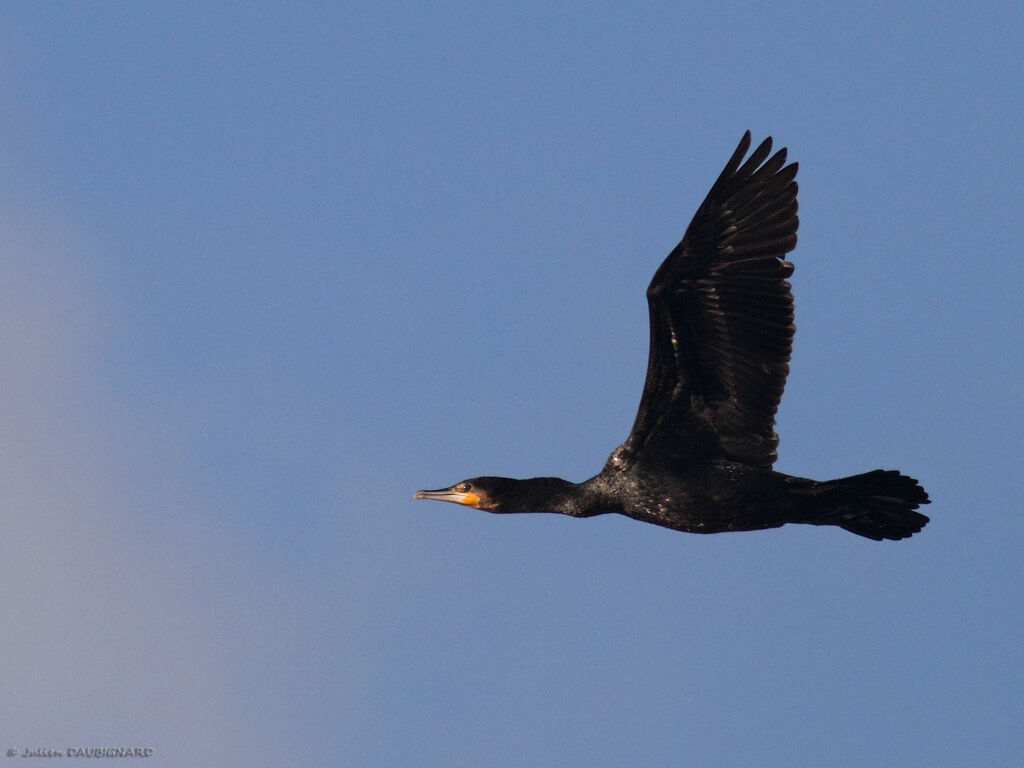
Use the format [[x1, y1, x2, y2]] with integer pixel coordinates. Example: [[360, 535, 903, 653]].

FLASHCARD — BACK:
[[614, 131, 798, 470]]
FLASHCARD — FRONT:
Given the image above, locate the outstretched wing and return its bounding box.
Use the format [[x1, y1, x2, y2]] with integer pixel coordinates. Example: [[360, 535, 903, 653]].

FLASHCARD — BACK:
[[614, 132, 798, 470]]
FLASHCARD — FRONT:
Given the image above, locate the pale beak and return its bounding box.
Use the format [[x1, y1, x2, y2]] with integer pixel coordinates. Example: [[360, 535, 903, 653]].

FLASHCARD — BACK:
[[413, 488, 480, 507]]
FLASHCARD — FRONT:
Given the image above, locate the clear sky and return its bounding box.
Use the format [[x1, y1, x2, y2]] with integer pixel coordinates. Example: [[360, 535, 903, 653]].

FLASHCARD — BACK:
[[1, 2, 1021, 766]]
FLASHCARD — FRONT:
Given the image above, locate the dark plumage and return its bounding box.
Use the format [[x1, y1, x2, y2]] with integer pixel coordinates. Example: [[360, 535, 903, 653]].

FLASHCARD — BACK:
[[415, 132, 930, 541]]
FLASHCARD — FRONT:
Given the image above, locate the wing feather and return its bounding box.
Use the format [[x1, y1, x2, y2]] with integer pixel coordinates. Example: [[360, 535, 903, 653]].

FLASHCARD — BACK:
[[614, 132, 799, 469]]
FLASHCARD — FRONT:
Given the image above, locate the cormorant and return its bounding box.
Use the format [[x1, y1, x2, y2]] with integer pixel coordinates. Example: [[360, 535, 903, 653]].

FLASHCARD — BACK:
[[415, 132, 929, 541]]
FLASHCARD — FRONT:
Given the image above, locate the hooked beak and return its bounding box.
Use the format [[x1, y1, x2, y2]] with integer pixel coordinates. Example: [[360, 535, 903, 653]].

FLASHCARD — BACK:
[[413, 488, 481, 507]]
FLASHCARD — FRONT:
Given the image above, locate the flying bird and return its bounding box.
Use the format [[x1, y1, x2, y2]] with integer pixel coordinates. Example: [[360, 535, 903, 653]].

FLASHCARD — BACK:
[[415, 133, 929, 540]]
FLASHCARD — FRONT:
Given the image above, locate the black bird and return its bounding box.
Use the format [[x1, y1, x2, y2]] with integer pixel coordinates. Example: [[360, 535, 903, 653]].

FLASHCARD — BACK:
[[415, 133, 929, 541]]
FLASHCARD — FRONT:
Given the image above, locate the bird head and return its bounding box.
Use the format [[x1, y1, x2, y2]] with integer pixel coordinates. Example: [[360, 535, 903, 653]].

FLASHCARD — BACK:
[[414, 478, 496, 511]]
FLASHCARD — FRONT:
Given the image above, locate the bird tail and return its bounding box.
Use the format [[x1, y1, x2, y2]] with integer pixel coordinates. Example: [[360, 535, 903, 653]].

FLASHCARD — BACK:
[[799, 469, 930, 541]]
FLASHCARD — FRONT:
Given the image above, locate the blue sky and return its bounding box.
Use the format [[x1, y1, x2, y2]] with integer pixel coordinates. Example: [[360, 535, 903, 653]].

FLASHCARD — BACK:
[[1, 2, 1021, 766]]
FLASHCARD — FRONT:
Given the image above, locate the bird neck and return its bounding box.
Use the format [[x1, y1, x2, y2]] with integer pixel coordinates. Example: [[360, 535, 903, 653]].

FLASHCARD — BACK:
[[500, 476, 607, 518]]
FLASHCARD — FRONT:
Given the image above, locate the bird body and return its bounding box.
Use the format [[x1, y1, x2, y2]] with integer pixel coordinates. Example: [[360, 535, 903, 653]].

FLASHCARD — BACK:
[[415, 133, 930, 541]]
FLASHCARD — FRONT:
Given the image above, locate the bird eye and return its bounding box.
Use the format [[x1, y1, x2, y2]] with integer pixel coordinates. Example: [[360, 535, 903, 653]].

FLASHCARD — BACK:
[[456, 482, 472, 493]]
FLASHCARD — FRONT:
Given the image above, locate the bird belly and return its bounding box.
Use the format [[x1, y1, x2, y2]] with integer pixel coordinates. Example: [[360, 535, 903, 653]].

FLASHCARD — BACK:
[[615, 461, 796, 534]]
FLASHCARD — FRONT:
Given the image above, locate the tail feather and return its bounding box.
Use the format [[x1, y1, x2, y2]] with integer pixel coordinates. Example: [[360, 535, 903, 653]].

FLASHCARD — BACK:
[[804, 469, 930, 541]]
